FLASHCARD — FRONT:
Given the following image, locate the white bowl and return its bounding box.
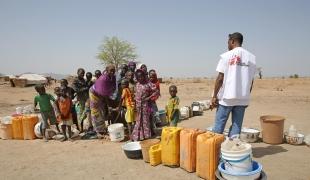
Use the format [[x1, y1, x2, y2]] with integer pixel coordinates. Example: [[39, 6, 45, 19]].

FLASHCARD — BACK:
[[240, 128, 260, 143], [122, 142, 141, 151], [285, 132, 304, 145]]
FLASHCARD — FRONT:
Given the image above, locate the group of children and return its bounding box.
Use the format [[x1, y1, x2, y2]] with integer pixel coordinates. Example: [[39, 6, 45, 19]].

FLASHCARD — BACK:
[[34, 68, 99, 141], [117, 62, 181, 141], [33, 62, 181, 142]]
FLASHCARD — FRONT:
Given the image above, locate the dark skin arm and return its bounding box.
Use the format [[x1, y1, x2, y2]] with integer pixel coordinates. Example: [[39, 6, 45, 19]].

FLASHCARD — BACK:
[[34, 100, 38, 111], [55, 99, 61, 118], [250, 80, 254, 93], [144, 89, 160, 102], [210, 72, 224, 110], [72, 79, 88, 94]]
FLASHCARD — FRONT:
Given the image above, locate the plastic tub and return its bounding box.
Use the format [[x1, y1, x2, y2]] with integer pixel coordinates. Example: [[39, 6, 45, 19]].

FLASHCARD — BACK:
[[140, 139, 160, 162], [218, 160, 263, 180], [108, 123, 124, 142], [260, 115, 285, 144]]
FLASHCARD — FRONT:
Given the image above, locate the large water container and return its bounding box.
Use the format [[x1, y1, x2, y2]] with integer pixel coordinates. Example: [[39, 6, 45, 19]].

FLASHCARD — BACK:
[[180, 128, 205, 172], [12, 116, 24, 139], [196, 132, 225, 180], [161, 126, 183, 166], [22, 115, 39, 140]]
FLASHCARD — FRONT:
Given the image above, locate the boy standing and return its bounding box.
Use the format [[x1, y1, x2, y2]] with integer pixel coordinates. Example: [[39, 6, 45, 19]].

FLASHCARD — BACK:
[[34, 84, 60, 141], [166, 85, 180, 127]]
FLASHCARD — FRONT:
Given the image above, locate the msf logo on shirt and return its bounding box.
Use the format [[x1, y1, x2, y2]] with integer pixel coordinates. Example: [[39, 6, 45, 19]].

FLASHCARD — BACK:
[[229, 55, 249, 67]]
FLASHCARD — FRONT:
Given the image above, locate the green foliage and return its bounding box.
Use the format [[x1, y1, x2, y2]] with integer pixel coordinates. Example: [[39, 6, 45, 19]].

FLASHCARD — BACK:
[[289, 74, 299, 78], [97, 36, 138, 70]]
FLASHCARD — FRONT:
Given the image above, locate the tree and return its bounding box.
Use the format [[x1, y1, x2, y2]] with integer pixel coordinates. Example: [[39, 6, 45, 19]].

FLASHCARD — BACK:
[[97, 36, 138, 70]]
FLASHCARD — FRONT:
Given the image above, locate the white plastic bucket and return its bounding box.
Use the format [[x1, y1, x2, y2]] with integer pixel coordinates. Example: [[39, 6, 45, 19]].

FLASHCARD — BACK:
[[108, 123, 125, 142], [221, 143, 252, 173], [180, 106, 190, 119]]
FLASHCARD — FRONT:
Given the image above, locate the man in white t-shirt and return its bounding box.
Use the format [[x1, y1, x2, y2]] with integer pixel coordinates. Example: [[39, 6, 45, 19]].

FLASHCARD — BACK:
[[210, 32, 256, 137]]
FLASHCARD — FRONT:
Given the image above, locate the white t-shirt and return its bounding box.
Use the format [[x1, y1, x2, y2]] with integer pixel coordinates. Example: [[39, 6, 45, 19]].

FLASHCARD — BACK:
[[216, 47, 256, 106]]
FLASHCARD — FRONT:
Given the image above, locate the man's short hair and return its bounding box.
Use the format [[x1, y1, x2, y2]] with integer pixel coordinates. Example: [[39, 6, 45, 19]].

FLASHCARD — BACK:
[[229, 32, 243, 45]]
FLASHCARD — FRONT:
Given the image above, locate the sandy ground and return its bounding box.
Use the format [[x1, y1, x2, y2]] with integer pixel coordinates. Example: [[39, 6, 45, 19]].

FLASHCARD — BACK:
[[0, 78, 310, 180]]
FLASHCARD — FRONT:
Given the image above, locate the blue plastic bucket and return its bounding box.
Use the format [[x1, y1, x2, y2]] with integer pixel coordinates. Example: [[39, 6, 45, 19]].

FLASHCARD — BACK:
[[218, 160, 262, 180]]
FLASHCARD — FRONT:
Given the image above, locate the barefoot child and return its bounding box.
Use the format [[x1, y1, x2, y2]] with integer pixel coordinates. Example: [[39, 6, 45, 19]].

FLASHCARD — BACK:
[[119, 79, 135, 139], [60, 79, 78, 131], [34, 84, 60, 141], [166, 85, 180, 127], [56, 87, 74, 141]]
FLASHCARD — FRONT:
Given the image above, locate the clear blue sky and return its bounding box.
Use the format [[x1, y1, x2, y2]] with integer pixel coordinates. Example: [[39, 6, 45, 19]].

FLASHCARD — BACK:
[[0, 0, 309, 77]]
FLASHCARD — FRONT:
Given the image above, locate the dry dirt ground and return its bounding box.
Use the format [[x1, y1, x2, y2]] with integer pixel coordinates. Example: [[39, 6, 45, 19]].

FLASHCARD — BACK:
[[0, 78, 310, 180]]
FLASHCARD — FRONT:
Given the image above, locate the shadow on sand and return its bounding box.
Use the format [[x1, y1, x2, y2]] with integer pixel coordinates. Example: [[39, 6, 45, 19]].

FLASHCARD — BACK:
[[252, 145, 288, 158]]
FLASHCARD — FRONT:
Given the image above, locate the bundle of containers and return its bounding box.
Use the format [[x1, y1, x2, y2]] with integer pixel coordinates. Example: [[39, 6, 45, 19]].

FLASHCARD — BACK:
[[142, 127, 227, 180], [0, 115, 39, 140], [134, 126, 265, 180]]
